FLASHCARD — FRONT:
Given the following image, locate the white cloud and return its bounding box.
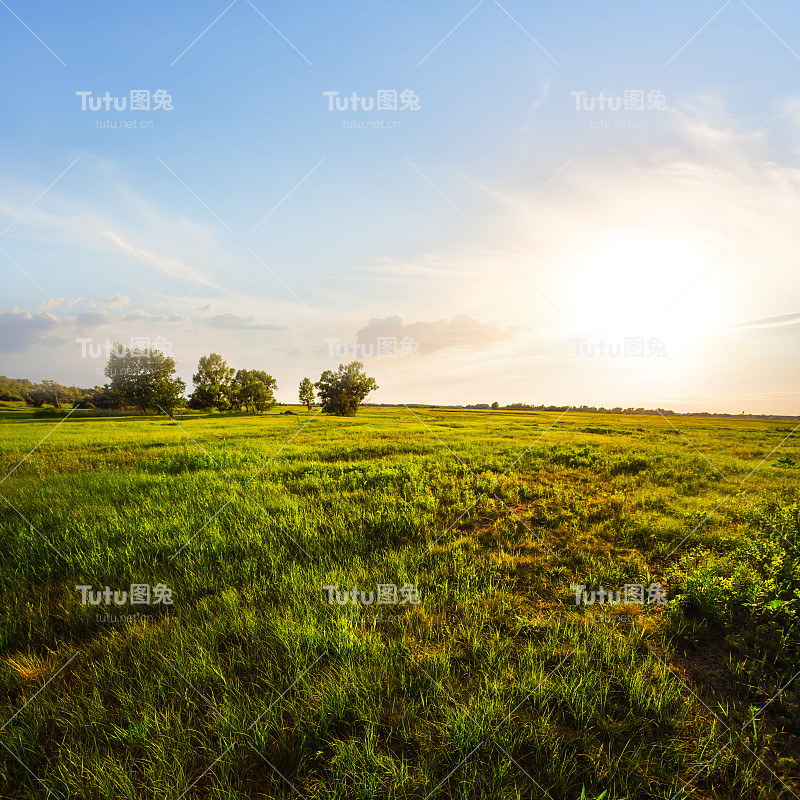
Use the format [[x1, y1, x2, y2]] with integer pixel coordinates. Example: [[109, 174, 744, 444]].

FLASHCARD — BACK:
[[0, 308, 59, 353], [38, 297, 64, 311], [75, 311, 114, 329], [101, 294, 130, 309]]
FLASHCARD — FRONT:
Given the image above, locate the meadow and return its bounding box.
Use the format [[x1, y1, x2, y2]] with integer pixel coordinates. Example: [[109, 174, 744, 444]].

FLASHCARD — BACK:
[[0, 404, 798, 799]]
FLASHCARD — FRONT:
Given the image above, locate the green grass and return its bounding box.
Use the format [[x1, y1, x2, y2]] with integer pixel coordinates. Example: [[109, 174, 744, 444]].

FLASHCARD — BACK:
[[0, 404, 798, 799]]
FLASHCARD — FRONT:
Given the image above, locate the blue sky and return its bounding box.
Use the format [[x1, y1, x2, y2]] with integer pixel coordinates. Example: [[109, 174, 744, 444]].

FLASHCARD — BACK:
[[1, 0, 799, 412]]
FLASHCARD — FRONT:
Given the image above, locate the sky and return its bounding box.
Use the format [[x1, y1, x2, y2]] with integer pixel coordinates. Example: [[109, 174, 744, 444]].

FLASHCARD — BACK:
[[1, 0, 799, 413]]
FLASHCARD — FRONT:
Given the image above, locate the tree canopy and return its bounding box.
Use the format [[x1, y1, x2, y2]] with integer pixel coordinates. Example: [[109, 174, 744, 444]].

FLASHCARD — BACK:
[[298, 377, 315, 410], [104, 343, 185, 417], [189, 355, 277, 413], [315, 362, 378, 416], [231, 369, 277, 413], [190, 353, 235, 411]]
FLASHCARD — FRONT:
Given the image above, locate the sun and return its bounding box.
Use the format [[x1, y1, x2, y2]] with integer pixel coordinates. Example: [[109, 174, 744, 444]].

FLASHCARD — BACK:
[[559, 230, 727, 339]]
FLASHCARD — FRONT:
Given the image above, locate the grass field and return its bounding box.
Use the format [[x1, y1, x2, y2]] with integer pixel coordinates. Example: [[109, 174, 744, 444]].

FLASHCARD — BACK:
[[0, 404, 798, 799]]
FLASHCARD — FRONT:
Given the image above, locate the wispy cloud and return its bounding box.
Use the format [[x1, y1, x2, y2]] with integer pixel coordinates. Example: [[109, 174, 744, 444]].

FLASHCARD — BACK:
[[351, 314, 521, 356], [732, 310, 800, 329], [206, 313, 286, 331], [100, 231, 221, 287]]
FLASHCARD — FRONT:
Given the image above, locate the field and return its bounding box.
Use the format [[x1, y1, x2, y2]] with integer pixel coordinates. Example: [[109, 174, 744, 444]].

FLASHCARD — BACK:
[[0, 404, 798, 799]]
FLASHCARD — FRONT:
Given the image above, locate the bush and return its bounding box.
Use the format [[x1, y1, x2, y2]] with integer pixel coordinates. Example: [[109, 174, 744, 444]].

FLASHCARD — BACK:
[[666, 502, 800, 628], [32, 408, 68, 419]]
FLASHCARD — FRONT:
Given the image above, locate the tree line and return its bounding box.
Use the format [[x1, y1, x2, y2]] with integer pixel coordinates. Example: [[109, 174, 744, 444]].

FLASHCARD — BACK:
[[0, 375, 88, 409], [2, 345, 379, 418]]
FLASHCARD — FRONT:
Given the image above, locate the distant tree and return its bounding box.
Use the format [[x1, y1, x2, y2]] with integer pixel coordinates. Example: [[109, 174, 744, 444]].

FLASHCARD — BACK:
[[248, 371, 278, 412], [153, 376, 186, 419], [27, 385, 50, 407], [190, 353, 235, 411], [25, 380, 71, 408], [105, 343, 185, 414], [315, 362, 378, 416], [40, 379, 63, 409], [0, 375, 33, 402], [231, 369, 277, 413], [491, 401, 499, 410], [83, 385, 117, 410], [228, 369, 245, 411], [298, 377, 315, 410], [97, 384, 117, 409]]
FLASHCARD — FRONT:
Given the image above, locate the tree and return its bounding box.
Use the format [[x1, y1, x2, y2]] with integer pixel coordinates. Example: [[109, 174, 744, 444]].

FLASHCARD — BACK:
[[228, 369, 245, 411], [41, 379, 62, 409], [491, 401, 499, 410], [315, 362, 378, 416], [0, 375, 33, 402], [27, 385, 51, 407], [298, 377, 315, 410], [231, 369, 277, 413], [104, 343, 185, 414], [26, 380, 70, 408], [190, 353, 235, 411], [84, 384, 117, 410], [153, 376, 186, 419]]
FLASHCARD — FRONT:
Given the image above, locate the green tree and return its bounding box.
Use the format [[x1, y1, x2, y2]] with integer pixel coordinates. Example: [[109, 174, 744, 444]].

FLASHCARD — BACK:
[[190, 353, 235, 411], [232, 369, 277, 413], [298, 377, 315, 410], [27, 379, 69, 408], [84, 384, 117, 410], [315, 362, 378, 417], [153, 376, 186, 419], [104, 343, 185, 414], [41, 379, 63, 409], [27, 385, 51, 407], [491, 401, 499, 410], [0, 375, 33, 402]]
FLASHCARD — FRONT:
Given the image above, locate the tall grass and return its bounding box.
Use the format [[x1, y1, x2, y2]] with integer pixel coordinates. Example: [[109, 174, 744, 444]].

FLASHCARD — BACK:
[[0, 405, 797, 798]]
